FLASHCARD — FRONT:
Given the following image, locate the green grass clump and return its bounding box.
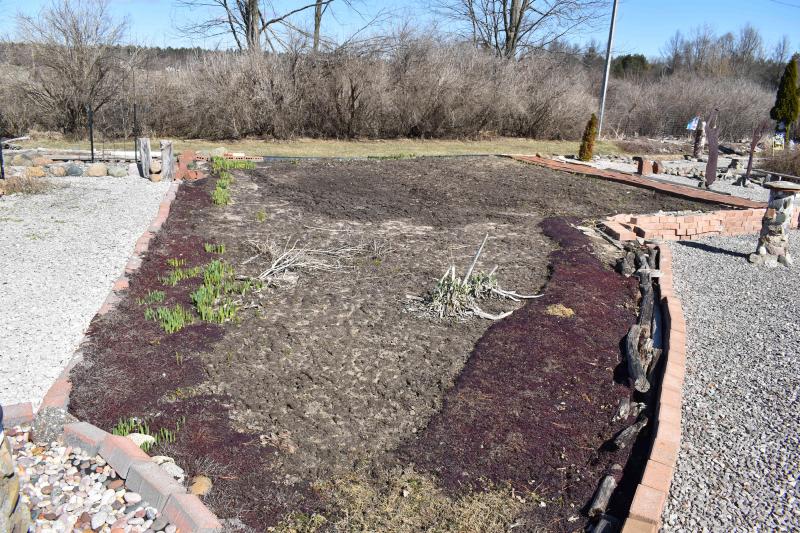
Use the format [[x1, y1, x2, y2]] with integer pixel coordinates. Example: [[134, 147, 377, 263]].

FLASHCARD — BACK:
[[161, 258, 202, 286], [145, 304, 195, 333], [211, 171, 232, 205], [204, 242, 226, 254], [112, 416, 185, 452], [190, 259, 256, 324], [211, 156, 256, 172], [136, 290, 165, 305]]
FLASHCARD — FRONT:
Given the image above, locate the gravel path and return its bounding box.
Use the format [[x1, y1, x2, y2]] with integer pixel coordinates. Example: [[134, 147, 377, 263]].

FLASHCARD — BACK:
[[0, 176, 170, 408], [662, 231, 800, 531]]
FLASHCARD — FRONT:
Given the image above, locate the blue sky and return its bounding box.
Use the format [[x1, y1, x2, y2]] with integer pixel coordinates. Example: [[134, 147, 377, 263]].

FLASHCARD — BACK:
[[2, 0, 798, 57]]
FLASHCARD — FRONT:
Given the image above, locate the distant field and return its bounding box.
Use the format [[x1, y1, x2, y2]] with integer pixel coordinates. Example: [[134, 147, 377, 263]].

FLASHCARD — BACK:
[[16, 136, 623, 158]]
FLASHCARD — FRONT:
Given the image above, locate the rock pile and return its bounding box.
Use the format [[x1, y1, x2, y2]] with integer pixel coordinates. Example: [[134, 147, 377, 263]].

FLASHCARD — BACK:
[[3, 155, 137, 180], [6, 426, 177, 533], [749, 181, 800, 267]]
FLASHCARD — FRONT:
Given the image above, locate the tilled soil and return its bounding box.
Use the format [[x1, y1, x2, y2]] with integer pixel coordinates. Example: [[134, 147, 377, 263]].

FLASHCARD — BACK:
[[69, 157, 713, 530]]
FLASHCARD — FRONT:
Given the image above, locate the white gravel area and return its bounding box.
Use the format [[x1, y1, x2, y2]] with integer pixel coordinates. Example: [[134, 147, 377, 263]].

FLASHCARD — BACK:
[[0, 176, 170, 408], [662, 231, 800, 531]]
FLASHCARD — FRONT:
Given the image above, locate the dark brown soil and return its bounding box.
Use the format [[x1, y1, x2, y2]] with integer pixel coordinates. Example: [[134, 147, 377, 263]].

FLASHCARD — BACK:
[[69, 156, 713, 530]]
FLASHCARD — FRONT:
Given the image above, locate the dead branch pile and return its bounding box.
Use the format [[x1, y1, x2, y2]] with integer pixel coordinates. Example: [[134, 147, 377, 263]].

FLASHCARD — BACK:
[[243, 237, 392, 281], [411, 234, 541, 320]]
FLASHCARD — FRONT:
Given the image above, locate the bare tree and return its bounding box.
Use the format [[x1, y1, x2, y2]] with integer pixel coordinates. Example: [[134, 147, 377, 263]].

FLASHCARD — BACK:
[[436, 0, 604, 59], [16, 0, 134, 136], [177, 0, 334, 52]]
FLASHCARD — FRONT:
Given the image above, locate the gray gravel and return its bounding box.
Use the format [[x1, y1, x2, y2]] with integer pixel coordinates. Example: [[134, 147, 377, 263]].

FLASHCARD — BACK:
[[0, 176, 170, 408], [662, 231, 800, 531]]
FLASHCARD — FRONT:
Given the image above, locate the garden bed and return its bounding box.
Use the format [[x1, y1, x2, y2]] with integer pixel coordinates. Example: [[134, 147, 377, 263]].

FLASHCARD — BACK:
[[69, 156, 713, 530]]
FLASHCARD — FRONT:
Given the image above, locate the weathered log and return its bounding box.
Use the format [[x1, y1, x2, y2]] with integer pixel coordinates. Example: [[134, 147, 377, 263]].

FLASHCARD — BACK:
[[616, 251, 636, 277], [614, 415, 648, 450], [637, 271, 654, 335], [137, 137, 151, 178], [625, 324, 650, 392], [592, 514, 621, 533], [612, 397, 630, 422], [160, 140, 175, 181], [629, 401, 647, 419], [589, 475, 618, 518]]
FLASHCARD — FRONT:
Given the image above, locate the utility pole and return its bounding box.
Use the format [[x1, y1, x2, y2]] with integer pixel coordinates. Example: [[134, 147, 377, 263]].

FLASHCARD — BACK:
[[597, 0, 619, 138]]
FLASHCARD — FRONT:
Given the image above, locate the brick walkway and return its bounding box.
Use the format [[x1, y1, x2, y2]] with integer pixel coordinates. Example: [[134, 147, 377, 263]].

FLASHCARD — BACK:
[[510, 155, 765, 210]]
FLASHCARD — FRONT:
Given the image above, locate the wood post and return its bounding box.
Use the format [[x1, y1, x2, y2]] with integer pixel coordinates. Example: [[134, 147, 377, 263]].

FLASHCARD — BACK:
[[137, 138, 151, 178], [160, 140, 175, 181]]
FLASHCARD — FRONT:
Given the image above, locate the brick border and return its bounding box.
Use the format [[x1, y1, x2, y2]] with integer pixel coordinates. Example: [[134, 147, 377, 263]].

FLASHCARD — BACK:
[[2, 156, 222, 531], [602, 208, 800, 243], [621, 245, 684, 532], [510, 155, 765, 209]]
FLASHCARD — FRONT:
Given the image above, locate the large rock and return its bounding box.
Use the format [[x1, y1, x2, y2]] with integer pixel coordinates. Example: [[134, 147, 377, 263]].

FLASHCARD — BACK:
[[10, 154, 31, 166], [150, 160, 162, 174], [49, 166, 67, 177], [1, 435, 32, 533], [107, 165, 128, 177], [31, 156, 53, 166], [66, 164, 83, 176], [25, 166, 45, 178], [86, 163, 108, 177]]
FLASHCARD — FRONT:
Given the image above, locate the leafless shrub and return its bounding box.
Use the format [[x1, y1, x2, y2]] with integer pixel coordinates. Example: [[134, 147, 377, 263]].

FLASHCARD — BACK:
[[763, 150, 800, 176], [603, 73, 773, 141], [0, 175, 53, 195]]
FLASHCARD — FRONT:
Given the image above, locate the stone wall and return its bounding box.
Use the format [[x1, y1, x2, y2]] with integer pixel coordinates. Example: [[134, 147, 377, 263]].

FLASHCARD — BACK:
[[5, 154, 138, 180]]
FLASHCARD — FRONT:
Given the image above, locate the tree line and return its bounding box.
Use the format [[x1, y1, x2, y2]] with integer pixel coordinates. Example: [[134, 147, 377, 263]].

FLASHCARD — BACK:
[[0, 0, 796, 142]]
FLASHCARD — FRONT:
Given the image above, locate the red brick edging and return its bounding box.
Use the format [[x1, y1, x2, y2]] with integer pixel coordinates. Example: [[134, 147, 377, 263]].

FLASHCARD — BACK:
[[622, 245, 685, 532], [602, 208, 800, 243], [2, 170, 222, 531]]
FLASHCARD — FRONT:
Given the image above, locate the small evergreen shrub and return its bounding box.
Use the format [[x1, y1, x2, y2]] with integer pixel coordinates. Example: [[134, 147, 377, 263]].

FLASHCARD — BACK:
[[578, 113, 598, 162]]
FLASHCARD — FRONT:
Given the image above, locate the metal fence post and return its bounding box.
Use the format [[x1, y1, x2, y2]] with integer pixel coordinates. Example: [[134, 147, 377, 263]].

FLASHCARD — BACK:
[[87, 105, 95, 163], [0, 136, 5, 181]]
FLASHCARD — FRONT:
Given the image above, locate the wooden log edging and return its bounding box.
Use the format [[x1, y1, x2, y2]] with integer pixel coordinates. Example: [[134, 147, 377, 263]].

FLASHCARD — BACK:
[[621, 244, 685, 532], [3, 167, 223, 531]]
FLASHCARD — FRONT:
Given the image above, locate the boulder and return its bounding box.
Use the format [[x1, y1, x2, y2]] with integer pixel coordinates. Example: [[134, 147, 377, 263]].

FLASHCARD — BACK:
[[149, 173, 162, 183], [66, 164, 83, 176], [31, 156, 53, 166], [86, 163, 108, 177], [150, 160, 162, 174], [107, 166, 128, 177], [25, 166, 45, 178], [49, 166, 67, 177], [10, 154, 31, 166]]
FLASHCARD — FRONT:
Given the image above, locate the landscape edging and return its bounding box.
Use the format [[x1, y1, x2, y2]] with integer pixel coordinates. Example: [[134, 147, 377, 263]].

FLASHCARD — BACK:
[[621, 244, 685, 532], [2, 170, 223, 532], [602, 208, 800, 242]]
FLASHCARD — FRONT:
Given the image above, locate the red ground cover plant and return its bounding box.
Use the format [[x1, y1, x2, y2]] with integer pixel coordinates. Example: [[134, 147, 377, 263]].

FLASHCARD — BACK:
[[405, 217, 642, 531]]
